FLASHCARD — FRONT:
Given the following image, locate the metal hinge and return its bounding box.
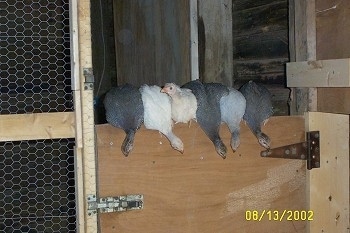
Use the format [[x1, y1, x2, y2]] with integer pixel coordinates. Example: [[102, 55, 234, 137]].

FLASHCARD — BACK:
[[83, 68, 94, 90], [261, 131, 320, 170], [87, 194, 144, 215]]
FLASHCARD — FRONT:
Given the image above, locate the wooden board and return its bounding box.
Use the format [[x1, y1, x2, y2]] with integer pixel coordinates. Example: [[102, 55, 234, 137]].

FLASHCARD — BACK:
[[317, 88, 350, 114], [305, 112, 349, 233], [113, 0, 190, 86], [287, 59, 350, 87], [316, 0, 350, 60], [96, 116, 306, 233], [0, 112, 75, 142], [198, 0, 233, 86]]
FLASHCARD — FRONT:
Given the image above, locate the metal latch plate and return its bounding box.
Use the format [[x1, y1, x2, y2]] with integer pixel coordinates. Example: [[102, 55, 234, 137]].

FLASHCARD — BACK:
[[87, 194, 143, 215], [261, 131, 320, 170]]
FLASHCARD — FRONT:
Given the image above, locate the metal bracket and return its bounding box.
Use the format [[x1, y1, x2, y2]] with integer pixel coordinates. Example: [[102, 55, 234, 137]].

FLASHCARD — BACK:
[[83, 68, 94, 90], [261, 131, 320, 170], [87, 194, 144, 215]]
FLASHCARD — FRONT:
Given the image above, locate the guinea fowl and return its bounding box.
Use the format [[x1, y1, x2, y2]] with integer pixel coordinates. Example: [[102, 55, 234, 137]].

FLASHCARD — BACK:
[[139, 84, 184, 153], [219, 87, 246, 152], [104, 84, 144, 156], [182, 80, 229, 159], [160, 83, 197, 124], [239, 81, 274, 149]]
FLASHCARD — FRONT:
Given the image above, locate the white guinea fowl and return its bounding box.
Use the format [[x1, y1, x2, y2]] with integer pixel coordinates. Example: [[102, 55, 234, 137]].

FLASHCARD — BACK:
[[139, 84, 184, 153], [161, 83, 197, 124]]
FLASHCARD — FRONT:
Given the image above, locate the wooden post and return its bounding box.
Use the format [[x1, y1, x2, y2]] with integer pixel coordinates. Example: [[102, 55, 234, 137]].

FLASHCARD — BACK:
[[71, 0, 98, 231], [289, 0, 317, 114], [190, 0, 199, 81], [305, 112, 349, 233]]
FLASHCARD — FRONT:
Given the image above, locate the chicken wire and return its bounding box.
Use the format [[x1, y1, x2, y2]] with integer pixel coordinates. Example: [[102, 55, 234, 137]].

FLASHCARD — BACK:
[[0, 139, 76, 232], [0, 0, 73, 114]]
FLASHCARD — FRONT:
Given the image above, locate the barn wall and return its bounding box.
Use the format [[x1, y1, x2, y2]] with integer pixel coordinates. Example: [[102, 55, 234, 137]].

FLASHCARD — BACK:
[[232, 0, 290, 115]]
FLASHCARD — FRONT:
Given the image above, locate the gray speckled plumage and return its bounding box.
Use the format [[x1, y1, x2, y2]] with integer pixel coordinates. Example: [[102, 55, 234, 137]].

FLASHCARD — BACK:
[[182, 80, 229, 159], [220, 87, 246, 152], [104, 84, 144, 156], [239, 81, 273, 148]]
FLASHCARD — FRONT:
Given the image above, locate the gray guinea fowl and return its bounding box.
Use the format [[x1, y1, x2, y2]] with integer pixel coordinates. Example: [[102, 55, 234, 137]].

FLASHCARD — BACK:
[[219, 87, 246, 152], [239, 81, 274, 149], [104, 83, 144, 156], [182, 80, 229, 159]]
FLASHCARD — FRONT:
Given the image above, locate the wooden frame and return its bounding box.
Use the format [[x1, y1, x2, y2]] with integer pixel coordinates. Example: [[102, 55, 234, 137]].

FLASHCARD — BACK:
[[0, 112, 74, 142], [70, 0, 98, 232]]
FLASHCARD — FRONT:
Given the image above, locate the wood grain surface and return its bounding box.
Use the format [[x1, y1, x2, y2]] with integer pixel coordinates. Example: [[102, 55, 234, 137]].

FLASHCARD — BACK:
[[96, 116, 306, 233]]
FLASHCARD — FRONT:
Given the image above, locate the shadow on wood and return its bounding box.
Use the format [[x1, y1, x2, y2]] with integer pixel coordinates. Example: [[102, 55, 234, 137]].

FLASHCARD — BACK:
[[96, 116, 306, 233]]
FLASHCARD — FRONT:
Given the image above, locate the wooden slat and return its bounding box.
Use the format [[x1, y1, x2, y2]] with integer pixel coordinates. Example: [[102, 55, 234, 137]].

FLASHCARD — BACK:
[[97, 116, 306, 233], [198, 0, 233, 86], [287, 58, 350, 87], [305, 112, 349, 233], [0, 112, 75, 142]]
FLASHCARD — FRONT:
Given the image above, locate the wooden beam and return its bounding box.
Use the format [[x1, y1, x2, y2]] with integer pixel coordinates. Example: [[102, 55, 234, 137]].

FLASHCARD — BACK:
[[287, 58, 350, 87], [288, 0, 317, 114], [305, 112, 349, 233], [0, 112, 75, 142]]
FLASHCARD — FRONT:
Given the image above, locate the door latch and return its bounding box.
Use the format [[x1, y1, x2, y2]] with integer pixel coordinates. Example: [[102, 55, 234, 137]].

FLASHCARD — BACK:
[[261, 131, 320, 170], [87, 194, 143, 215]]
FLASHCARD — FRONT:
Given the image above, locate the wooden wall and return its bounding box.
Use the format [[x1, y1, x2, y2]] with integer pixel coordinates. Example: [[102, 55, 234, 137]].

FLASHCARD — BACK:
[[112, 0, 190, 86], [315, 0, 350, 114], [96, 116, 306, 233], [232, 0, 290, 115]]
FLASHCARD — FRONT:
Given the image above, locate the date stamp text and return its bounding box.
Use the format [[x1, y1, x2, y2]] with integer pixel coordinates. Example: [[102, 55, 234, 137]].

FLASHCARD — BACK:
[[245, 210, 314, 221]]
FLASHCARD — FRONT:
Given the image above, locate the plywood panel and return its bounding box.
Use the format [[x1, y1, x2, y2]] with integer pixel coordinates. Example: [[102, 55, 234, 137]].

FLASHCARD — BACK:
[[317, 88, 350, 114], [287, 59, 350, 87], [316, 0, 350, 60], [305, 112, 349, 233], [97, 116, 306, 233], [0, 112, 75, 142]]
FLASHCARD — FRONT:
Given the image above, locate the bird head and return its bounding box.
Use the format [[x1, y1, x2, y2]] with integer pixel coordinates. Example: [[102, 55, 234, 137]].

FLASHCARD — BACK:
[[161, 83, 177, 96]]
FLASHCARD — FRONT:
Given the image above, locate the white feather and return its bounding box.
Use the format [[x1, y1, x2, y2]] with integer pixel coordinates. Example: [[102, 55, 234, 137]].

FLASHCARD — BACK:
[[140, 84, 184, 152], [162, 83, 197, 124]]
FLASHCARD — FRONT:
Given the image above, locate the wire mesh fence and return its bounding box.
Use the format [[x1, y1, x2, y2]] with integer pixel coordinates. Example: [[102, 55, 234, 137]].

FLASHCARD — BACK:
[[0, 0, 77, 232], [0, 139, 76, 232], [0, 0, 73, 114]]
